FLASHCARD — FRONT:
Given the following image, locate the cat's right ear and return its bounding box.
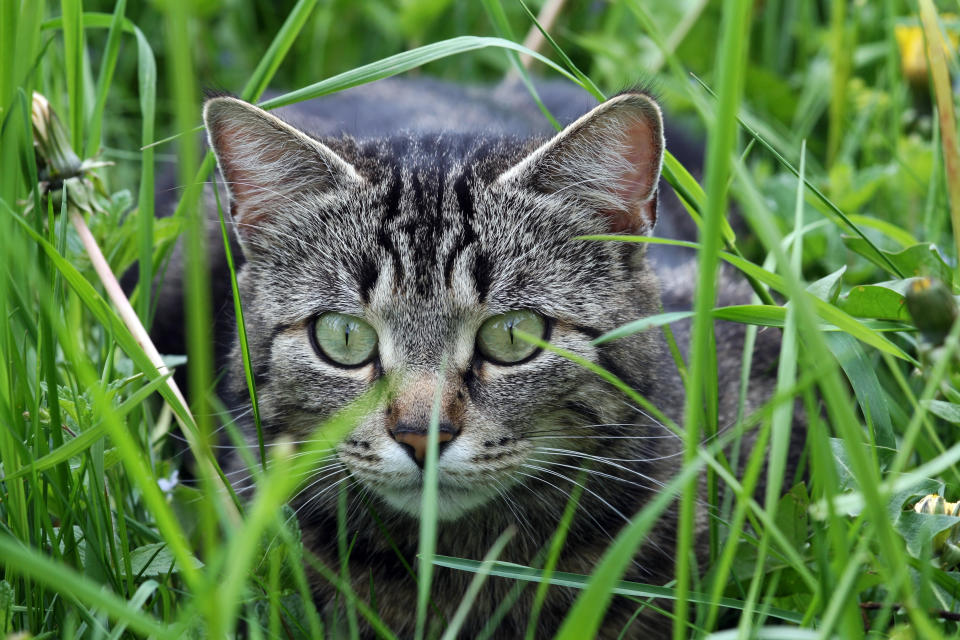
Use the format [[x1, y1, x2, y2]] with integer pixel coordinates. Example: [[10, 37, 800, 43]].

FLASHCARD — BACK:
[[203, 97, 362, 252], [496, 92, 664, 236]]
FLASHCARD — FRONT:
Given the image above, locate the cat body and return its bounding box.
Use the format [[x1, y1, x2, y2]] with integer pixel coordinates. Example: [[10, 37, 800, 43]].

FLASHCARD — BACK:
[[184, 78, 785, 638]]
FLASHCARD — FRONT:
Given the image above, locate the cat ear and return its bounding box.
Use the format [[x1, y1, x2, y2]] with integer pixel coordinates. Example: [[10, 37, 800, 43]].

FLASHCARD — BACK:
[[203, 96, 362, 247], [497, 92, 664, 235]]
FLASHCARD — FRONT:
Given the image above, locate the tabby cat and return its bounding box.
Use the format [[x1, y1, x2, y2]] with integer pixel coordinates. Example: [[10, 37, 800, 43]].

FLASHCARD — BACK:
[[192, 79, 786, 638]]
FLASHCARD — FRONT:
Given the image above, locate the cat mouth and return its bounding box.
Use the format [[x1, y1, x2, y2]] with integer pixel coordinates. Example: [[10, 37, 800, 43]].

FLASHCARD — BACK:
[[354, 473, 507, 521]]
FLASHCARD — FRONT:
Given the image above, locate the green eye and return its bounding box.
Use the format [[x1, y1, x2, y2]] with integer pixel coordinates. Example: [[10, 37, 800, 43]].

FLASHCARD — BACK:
[[476, 310, 547, 365], [312, 313, 378, 366]]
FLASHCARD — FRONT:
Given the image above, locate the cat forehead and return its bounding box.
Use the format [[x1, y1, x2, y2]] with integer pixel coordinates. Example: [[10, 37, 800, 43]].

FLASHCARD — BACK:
[[246, 134, 625, 318]]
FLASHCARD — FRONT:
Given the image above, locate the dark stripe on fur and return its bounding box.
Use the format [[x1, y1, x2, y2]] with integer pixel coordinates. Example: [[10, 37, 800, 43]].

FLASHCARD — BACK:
[[356, 254, 380, 304], [378, 166, 404, 287], [472, 251, 493, 303], [572, 324, 603, 340], [444, 172, 477, 288]]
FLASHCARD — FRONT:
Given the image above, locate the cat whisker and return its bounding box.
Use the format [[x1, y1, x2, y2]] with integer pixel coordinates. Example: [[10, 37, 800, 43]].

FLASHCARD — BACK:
[[526, 456, 666, 495], [289, 467, 351, 514], [526, 434, 681, 440], [221, 450, 338, 477], [511, 470, 659, 576], [530, 449, 716, 510], [520, 463, 633, 526], [487, 473, 536, 542], [227, 458, 343, 493], [535, 445, 687, 464]]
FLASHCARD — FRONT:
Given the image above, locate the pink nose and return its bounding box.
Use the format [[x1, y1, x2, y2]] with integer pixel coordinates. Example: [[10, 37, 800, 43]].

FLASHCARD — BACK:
[[390, 425, 457, 467]]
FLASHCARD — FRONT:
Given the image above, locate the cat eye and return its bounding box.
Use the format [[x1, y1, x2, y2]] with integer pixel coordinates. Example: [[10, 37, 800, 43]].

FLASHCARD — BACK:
[[312, 313, 379, 367], [476, 310, 547, 365]]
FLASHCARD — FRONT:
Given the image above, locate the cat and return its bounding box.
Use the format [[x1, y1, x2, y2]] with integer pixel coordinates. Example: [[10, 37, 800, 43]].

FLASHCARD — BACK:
[[178, 78, 792, 638]]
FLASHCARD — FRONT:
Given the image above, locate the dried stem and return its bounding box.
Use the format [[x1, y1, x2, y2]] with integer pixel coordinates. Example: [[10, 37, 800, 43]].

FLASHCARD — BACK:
[[919, 0, 960, 278], [69, 208, 239, 522], [517, 0, 566, 70]]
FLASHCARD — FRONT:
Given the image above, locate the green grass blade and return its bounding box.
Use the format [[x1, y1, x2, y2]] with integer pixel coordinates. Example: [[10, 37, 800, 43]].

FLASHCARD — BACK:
[[678, 4, 751, 633], [244, 0, 320, 103], [432, 556, 805, 625], [2, 372, 170, 482], [0, 535, 177, 639], [524, 470, 586, 640], [2, 200, 198, 434], [691, 73, 905, 279], [553, 456, 707, 639], [481, 0, 562, 131], [134, 19, 157, 324], [580, 235, 914, 362], [212, 389, 382, 635], [416, 366, 446, 640], [60, 0, 84, 152], [84, 0, 125, 158], [38, 12, 159, 327], [592, 311, 694, 345], [513, 329, 677, 435], [257, 37, 584, 111], [441, 528, 515, 640], [517, 0, 604, 100], [213, 179, 264, 466]]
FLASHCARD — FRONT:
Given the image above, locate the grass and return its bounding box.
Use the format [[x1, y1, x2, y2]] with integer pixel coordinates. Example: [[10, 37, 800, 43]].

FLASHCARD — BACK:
[[1, 0, 960, 638]]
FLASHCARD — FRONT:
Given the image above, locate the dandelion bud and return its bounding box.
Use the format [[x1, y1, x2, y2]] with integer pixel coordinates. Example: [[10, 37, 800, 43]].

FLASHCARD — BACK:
[[905, 277, 958, 346]]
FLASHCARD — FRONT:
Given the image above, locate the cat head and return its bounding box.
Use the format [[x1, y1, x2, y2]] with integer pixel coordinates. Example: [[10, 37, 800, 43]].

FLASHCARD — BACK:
[[204, 89, 667, 521]]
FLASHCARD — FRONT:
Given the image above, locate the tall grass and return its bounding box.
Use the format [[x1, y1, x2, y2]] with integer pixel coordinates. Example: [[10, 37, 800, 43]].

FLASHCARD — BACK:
[[1, 1, 960, 638]]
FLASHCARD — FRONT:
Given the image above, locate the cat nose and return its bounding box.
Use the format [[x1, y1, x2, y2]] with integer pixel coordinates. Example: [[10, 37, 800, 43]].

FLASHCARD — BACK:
[[389, 421, 458, 468]]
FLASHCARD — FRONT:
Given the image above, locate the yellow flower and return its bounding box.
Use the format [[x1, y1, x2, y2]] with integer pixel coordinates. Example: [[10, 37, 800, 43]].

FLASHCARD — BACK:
[[895, 18, 960, 85]]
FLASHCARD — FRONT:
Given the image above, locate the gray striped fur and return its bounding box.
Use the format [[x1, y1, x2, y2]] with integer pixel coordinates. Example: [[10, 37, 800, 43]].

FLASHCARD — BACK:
[[201, 82, 782, 638]]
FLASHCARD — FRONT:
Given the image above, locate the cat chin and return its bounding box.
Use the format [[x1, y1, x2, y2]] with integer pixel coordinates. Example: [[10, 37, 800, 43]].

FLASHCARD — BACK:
[[375, 484, 499, 522]]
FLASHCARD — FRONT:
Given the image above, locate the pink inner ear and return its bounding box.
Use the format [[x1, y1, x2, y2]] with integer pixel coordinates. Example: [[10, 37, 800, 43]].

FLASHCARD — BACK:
[[212, 119, 286, 231], [215, 121, 268, 202], [606, 117, 661, 234]]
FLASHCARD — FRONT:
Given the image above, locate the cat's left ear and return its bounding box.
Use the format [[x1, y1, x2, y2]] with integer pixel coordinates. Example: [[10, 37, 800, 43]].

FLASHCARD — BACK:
[[203, 96, 363, 252], [497, 92, 664, 235]]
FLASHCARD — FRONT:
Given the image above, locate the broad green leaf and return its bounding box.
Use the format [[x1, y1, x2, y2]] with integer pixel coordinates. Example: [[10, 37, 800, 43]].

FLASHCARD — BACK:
[[838, 279, 919, 321], [774, 484, 810, 550], [895, 511, 960, 559], [126, 543, 203, 578], [846, 214, 917, 248], [843, 239, 953, 286], [807, 266, 846, 303], [923, 399, 960, 424], [825, 332, 895, 450]]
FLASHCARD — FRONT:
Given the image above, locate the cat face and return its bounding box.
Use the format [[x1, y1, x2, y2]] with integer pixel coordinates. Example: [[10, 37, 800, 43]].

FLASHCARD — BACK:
[[204, 91, 665, 521]]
